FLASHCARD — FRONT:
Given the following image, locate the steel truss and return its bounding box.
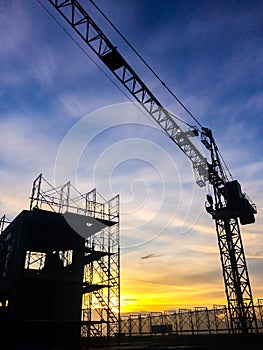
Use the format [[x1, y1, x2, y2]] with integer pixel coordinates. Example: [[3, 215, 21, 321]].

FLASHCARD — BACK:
[[82, 190, 120, 343], [29, 174, 120, 343], [216, 216, 258, 333], [257, 299, 263, 328], [44, 1, 258, 335], [201, 127, 258, 334], [47, 0, 208, 187]]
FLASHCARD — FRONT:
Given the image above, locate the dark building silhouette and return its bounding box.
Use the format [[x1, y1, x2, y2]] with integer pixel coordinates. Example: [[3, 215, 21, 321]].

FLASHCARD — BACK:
[[0, 175, 120, 349], [0, 209, 85, 349]]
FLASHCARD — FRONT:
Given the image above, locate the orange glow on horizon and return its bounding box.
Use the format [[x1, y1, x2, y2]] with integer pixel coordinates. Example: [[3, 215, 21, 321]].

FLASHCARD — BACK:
[[120, 283, 227, 314]]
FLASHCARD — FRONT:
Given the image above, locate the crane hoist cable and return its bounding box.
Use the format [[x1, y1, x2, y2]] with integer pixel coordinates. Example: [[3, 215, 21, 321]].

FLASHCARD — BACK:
[[88, 0, 203, 129], [38, 0, 259, 334], [88, 0, 233, 181], [38, 0, 232, 182], [36, 0, 136, 107], [218, 148, 233, 180], [36, 0, 193, 139], [36, 0, 166, 134]]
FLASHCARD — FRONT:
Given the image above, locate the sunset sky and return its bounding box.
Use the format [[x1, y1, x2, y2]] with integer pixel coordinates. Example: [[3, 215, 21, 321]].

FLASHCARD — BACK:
[[0, 0, 262, 313]]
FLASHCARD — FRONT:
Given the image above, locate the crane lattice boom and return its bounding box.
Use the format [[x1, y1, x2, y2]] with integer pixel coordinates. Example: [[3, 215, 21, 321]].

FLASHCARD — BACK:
[[47, 0, 208, 187], [46, 0, 258, 334]]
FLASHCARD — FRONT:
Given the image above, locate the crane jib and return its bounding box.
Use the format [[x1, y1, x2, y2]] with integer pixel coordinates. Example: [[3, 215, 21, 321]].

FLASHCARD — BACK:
[[45, 0, 259, 335], [47, 0, 208, 187]]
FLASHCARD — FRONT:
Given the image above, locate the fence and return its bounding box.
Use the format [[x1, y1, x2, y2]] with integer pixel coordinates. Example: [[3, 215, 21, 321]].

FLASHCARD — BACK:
[[119, 302, 263, 336]]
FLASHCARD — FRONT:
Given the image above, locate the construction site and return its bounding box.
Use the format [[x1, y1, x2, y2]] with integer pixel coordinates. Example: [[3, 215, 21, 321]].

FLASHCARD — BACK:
[[0, 1, 262, 349], [1, 173, 263, 349]]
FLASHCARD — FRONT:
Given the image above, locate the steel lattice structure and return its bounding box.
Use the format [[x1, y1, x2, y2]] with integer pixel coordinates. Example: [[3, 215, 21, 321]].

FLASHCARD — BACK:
[[30, 174, 120, 343], [46, 0, 208, 188], [202, 130, 258, 334], [81, 190, 120, 342], [216, 217, 257, 332], [45, 0, 258, 334]]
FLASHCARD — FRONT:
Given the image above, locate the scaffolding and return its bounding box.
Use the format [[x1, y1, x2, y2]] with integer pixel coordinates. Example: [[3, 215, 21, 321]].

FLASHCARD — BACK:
[[81, 192, 120, 343], [0, 174, 120, 348], [30, 174, 120, 343]]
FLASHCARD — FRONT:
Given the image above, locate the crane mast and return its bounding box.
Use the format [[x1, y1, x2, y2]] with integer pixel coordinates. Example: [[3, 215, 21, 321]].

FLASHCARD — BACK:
[[46, 0, 258, 334], [202, 128, 258, 333]]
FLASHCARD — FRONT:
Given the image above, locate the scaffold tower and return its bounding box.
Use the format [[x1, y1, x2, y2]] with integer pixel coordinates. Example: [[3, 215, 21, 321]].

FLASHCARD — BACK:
[[0, 174, 120, 349], [30, 174, 120, 343]]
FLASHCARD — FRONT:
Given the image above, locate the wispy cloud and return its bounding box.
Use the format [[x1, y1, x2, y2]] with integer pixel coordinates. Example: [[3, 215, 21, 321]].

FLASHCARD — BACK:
[[141, 253, 162, 260], [1, 0, 262, 313]]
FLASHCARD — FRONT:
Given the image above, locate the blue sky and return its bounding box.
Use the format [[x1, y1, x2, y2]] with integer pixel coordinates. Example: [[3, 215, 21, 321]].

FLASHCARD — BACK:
[[0, 0, 262, 312]]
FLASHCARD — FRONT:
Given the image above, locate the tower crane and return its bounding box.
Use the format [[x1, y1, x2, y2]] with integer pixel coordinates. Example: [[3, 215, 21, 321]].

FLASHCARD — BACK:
[[46, 0, 258, 334]]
